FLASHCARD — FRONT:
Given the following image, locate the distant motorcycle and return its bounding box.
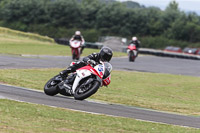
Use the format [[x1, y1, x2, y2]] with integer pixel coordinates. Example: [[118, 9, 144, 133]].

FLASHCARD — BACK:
[[44, 61, 112, 100], [127, 44, 137, 62], [70, 40, 82, 60]]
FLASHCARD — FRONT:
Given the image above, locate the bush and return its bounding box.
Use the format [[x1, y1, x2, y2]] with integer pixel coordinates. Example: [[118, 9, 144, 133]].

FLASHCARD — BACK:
[[141, 36, 190, 49], [28, 24, 100, 42]]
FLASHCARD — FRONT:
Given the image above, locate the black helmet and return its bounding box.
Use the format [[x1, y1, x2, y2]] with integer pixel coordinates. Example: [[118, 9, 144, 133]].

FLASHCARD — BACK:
[[99, 47, 113, 62]]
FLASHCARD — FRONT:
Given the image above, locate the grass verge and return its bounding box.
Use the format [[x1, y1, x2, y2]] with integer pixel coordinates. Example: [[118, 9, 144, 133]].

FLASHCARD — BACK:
[[0, 26, 126, 57], [0, 27, 199, 132], [0, 68, 200, 116], [0, 27, 54, 43], [0, 99, 198, 133]]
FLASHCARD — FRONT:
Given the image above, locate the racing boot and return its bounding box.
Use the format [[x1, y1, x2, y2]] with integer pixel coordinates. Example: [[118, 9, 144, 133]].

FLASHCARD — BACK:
[[59, 68, 72, 80]]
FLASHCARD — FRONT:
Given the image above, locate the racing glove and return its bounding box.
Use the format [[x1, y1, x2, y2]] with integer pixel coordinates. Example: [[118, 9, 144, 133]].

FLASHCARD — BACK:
[[87, 59, 96, 66]]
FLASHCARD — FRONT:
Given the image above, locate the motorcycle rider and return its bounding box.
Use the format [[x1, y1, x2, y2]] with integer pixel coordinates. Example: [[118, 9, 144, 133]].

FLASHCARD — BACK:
[[70, 31, 85, 54], [59, 46, 113, 79], [128, 36, 141, 56], [129, 36, 140, 50]]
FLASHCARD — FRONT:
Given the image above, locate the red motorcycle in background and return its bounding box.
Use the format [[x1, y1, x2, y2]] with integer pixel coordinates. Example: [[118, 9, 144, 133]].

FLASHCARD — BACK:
[[127, 44, 138, 62], [70, 40, 82, 60]]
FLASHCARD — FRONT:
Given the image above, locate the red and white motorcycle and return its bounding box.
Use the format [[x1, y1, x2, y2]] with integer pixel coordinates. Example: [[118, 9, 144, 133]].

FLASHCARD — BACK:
[[44, 61, 112, 100], [127, 44, 138, 62], [70, 40, 83, 60]]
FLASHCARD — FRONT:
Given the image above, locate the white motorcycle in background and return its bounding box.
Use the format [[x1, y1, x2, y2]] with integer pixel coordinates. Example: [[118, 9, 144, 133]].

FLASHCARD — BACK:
[[70, 40, 83, 60]]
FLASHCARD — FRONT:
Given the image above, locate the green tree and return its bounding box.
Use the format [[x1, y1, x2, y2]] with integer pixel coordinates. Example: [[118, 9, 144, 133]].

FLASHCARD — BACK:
[[164, 14, 200, 42], [184, 22, 200, 42], [164, 16, 187, 40], [162, 0, 182, 30], [166, 0, 179, 11], [96, 2, 129, 35], [145, 7, 163, 36], [47, 0, 80, 28], [79, 0, 103, 28], [1, 0, 47, 24]]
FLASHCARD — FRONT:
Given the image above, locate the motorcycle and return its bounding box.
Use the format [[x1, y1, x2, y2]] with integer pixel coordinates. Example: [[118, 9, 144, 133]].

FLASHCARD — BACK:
[[44, 61, 112, 100], [127, 44, 138, 62], [70, 40, 83, 60]]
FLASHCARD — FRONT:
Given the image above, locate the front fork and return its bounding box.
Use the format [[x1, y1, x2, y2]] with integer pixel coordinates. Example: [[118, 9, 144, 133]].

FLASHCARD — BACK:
[[72, 69, 91, 94], [71, 48, 81, 59]]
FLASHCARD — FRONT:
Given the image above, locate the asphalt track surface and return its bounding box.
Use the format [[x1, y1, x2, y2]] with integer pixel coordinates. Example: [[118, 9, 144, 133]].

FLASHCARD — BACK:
[[0, 54, 200, 77], [0, 54, 200, 129]]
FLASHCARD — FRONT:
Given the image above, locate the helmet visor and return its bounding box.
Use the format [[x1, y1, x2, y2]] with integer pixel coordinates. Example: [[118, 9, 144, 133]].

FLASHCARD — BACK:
[[101, 53, 112, 62]]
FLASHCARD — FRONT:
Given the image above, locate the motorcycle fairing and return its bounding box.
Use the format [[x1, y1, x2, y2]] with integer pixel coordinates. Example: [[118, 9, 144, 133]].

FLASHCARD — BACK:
[[70, 40, 81, 48], [103, 75, 111, 86], [78, 65, 104, 79], [127, 44, 137, 57], [71, 65, 103, 94], [128, 44, 136, 50]]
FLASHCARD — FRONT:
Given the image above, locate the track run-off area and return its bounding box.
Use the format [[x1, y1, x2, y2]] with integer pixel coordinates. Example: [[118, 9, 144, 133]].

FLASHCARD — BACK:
[[0, 54, 200, 128]]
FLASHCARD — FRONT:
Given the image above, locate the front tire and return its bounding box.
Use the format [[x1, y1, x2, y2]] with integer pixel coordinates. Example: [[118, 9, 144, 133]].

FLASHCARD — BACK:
[[44, 75, 61, 96], [74, 80, 100, 100], [129, 51, 136, 62], [72, 50, 76, 60], [129, 52, 134, 62]]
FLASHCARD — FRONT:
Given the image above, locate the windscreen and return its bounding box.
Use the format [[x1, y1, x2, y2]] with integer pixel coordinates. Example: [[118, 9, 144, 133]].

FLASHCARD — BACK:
[[103, 62, 112, 79]]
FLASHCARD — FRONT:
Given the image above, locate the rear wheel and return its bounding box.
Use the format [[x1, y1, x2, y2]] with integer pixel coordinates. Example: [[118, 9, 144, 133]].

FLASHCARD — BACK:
[[44, 75, 61, 96], [74, 80, 100, 100]]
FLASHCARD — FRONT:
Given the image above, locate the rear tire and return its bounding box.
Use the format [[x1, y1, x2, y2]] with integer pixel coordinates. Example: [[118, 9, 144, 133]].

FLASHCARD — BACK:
[[44, 75, 60, 96], [74, 80, 100, 100]]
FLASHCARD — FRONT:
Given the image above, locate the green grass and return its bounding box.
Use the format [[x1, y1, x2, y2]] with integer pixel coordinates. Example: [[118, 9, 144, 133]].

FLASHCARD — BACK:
[[0, 68, 200, 116], [0, 27, 54, 43], [1, 26, 199, 132], [0, 27, 127, 57], [0, 99, 198, 133], [0, 32, 94, 56]]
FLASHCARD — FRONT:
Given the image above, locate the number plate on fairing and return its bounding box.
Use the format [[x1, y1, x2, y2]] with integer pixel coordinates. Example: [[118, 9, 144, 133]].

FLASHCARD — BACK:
[[96, 64, 104, 78], [98, 65, 103, 72]]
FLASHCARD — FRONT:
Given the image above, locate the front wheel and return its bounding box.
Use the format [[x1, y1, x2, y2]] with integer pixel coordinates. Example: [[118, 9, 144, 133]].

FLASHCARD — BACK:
[[72, 50, 76, 60], [129, 52, 135, 62], [74, 80, 100, 100], [44, 75, 61, 96]]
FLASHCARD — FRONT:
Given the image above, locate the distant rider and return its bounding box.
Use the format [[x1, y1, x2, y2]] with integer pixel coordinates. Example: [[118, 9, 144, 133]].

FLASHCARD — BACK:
[[129, 36, 140, 50], [59, 47, 113, 79], [128, 36, 141, 56], [70, 31, 85, 53]]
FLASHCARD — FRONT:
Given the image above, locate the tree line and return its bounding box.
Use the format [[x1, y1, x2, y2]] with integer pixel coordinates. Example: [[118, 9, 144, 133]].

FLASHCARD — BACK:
[[0, 0, 200, 49]]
